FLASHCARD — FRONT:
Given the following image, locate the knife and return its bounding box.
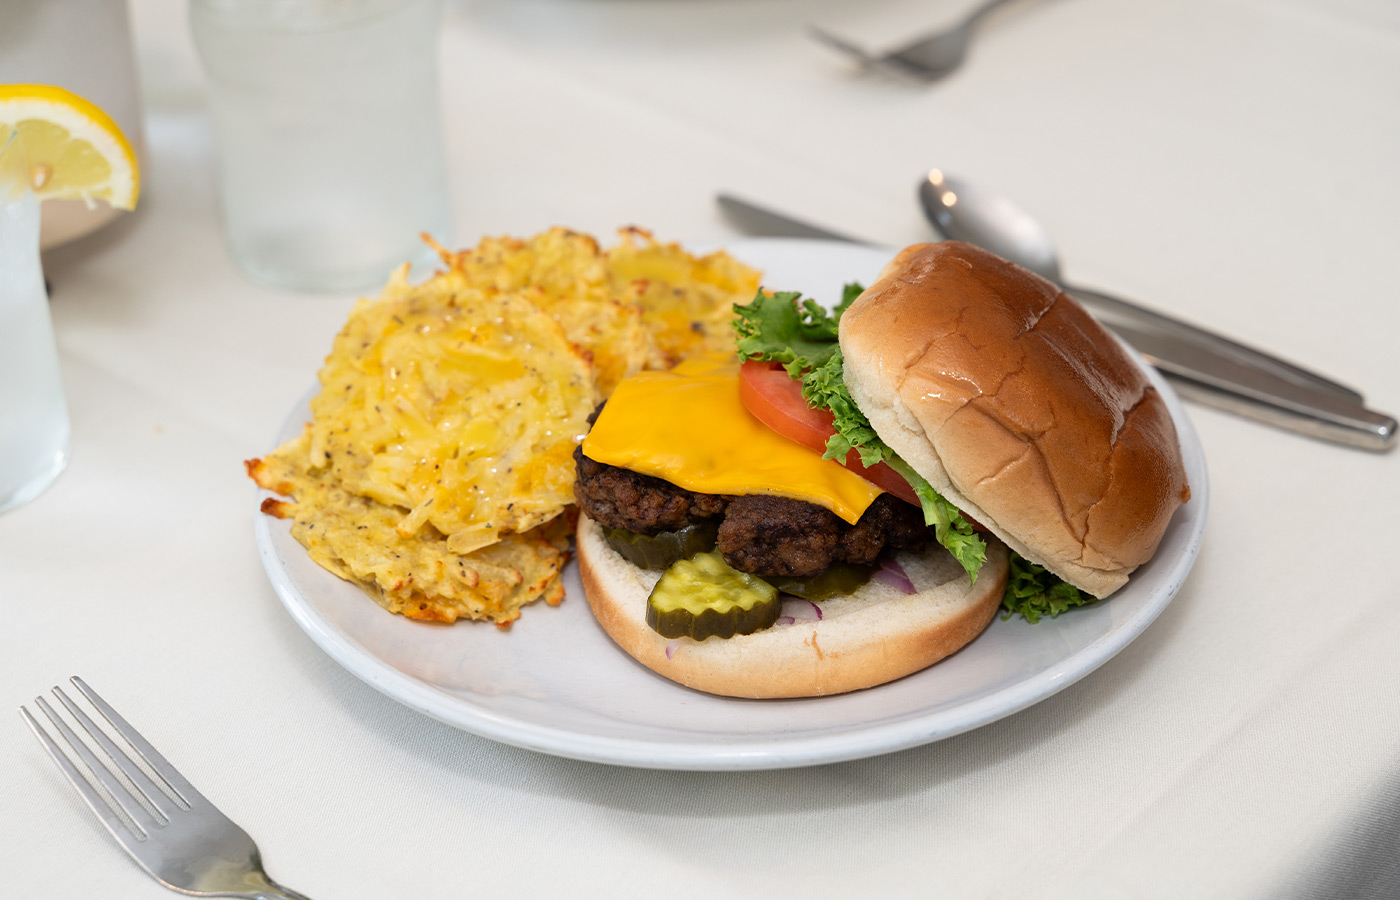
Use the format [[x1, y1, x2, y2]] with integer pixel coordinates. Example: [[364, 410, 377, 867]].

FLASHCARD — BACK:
[[717, 193, 1396, 451]]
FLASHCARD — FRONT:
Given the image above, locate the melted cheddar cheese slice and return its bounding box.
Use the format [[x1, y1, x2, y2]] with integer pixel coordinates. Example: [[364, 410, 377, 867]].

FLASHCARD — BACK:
[[581, 353, 882, 524]]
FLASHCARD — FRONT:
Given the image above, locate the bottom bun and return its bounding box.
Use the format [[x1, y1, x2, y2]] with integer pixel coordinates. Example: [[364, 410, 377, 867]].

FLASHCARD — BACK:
[[577, 514, 1010, 699]]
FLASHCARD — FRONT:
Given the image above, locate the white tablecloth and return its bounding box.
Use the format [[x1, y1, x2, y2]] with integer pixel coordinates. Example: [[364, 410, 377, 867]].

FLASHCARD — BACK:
[[5, 1, 1399, 897]]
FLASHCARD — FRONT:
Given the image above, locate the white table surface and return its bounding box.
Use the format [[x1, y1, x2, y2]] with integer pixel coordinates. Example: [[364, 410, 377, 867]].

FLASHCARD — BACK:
[[5, 0, 1399, 897]]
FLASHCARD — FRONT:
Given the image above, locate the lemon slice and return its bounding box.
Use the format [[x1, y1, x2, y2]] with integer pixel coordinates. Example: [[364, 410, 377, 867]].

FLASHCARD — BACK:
[[0, 84, 139, 210]]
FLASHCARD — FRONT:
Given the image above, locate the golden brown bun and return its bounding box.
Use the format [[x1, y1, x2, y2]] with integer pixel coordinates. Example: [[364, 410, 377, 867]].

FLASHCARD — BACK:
[[839, 241, 1190, 598], [577, 514, 1010, 699]]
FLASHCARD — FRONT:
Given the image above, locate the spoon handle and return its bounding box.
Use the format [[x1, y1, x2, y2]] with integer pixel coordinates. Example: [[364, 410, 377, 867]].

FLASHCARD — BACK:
[[1094, 306, 1395, 451], [1162, 375, 1395, 452], [1065, 285, 1364, 403], [714, 191, 1396, 450]]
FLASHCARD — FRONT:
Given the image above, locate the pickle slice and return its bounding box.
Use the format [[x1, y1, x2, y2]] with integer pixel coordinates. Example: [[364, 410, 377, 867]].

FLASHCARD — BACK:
[[602, 520, 720, 570], [762, 563, 875, 601], [646, 551, 780, 640]]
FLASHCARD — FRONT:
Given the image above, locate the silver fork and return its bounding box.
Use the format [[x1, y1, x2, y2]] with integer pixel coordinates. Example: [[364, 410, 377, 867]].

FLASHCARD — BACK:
[[811, 0, 1020, 82], [20, 677, 312, 899]]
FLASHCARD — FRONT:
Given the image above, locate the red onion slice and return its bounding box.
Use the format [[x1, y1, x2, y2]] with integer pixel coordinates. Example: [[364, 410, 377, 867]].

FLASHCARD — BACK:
[[777, 596, 823, 623], [664, 639, 682, 659], [873, 557, 917, 594]]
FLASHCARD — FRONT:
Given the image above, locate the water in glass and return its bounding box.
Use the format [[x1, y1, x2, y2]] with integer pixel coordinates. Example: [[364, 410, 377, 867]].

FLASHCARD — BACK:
[[191, 0, 451, 292], [0, 138, 71, 513]]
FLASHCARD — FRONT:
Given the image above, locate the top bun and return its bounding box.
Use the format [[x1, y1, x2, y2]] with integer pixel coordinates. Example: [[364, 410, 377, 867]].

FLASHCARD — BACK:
[[839, 242, 1190, 598]]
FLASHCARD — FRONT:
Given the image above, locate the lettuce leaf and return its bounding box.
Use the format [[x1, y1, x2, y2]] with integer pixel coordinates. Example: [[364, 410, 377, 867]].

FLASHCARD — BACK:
[[1001, 552, 1093, 622], [732, 286, 987, 583], [733, 285, 858, 377], [799, 349, 883, 466]]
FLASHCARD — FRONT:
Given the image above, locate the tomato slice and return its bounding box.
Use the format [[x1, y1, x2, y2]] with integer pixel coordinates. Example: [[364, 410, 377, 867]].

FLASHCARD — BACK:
[[738, 360, 922, 507]]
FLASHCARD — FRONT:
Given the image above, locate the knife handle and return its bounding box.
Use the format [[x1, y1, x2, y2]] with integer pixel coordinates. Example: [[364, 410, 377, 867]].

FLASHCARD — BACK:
[[1163, 373, 1396, 451], [1066, 286, 1364, 403]]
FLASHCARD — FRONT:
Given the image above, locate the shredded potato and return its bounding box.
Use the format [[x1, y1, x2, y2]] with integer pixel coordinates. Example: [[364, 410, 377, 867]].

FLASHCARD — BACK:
[[248, 227, 761, 626], [308, 264, 595, 555], [434, 227, 759, 394], [607, 226, 762, 371], [249, 441, 572, 625]]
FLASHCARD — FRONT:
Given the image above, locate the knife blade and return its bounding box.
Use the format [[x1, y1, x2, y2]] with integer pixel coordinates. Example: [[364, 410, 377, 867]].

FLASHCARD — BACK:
[[716, 193, 1396, 451]]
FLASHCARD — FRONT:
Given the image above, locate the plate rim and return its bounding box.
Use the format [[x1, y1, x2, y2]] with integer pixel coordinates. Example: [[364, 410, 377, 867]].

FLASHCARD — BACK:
[[253, 236, 1210, 771]]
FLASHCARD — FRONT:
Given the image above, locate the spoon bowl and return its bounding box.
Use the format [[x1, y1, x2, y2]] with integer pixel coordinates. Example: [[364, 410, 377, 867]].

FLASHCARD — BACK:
[[913, 169, 1400, 448], [918, 169, 1061, 281]]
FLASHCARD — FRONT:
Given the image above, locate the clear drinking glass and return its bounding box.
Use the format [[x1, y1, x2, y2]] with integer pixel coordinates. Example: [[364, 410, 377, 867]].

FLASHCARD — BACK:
[[0, 129, 71, 514], [190, 0, 452, 292], [1, 0, 147, 251]]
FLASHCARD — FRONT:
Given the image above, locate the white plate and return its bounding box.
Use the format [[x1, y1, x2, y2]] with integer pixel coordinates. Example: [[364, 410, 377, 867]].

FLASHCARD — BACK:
[[254, 238, 1209, 771]]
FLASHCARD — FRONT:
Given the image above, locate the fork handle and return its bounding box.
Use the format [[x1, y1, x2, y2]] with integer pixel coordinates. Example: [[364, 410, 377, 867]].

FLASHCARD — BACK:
[[250, 885, 314, 900]]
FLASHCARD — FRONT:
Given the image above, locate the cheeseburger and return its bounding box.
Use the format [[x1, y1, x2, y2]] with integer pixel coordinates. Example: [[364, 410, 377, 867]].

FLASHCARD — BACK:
[[574, 241, 1190, 698]]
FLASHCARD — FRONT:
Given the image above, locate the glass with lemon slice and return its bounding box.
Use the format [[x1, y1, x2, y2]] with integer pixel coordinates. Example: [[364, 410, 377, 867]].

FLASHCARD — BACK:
[[0, 85, 139, 513]]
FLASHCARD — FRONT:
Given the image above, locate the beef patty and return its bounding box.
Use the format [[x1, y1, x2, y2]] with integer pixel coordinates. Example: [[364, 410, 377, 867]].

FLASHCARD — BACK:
[[573, 446, 934, 578]]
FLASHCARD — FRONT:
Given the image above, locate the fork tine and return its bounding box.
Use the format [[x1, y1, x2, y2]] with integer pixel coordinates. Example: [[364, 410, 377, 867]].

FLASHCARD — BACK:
[[26, 681, 315, 899], [52, 686, 180, 820], [70, 676, 200, 808], [21, 704, 148, 844], [808, 26, 940, 82], [33, 695, 162, 835]]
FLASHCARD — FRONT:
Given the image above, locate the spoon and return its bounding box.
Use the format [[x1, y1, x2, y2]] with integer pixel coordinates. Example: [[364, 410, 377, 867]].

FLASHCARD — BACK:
[[716, 187, 1395, 448], [917, 169, 1368, 404], [811, 0, 1018, 83]]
